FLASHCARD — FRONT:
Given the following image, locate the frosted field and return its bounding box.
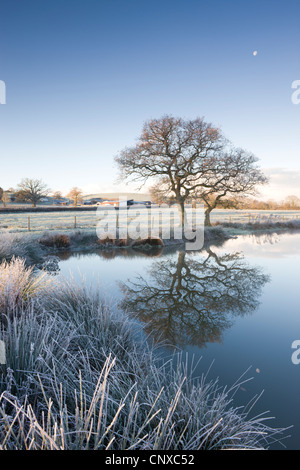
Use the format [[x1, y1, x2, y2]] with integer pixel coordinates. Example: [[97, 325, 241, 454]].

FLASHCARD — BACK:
[[1, 208, 300, 233]]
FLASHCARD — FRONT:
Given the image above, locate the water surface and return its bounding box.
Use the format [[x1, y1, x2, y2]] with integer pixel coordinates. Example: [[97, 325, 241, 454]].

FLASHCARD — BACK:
[[57, 231, 300, 449]]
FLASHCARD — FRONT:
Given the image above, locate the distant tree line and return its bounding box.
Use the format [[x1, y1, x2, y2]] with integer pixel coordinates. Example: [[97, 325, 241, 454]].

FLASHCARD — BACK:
[[0, 179, 84, 207], [205, 194, 300, 211], [150, 190, 300, 211], [1, 178, 300, 213], [236, 195, 300, 211]]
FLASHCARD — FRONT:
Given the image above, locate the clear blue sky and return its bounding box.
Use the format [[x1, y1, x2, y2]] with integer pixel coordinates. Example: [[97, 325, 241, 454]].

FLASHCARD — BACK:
[[0, 0, 299, 199]]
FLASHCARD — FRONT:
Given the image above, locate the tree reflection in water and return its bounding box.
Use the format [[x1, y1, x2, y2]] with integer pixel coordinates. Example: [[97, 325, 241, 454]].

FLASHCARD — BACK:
[[119, 248, 269, 348]]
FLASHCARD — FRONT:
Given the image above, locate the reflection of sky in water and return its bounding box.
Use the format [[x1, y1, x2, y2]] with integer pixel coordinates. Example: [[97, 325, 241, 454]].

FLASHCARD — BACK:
[[58, 232, 300, 449], [215, 231, 300, 259]]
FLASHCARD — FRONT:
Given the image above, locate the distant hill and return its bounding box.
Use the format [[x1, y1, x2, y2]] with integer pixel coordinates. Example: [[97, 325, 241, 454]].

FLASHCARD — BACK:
[[83, 192, 151, 202]]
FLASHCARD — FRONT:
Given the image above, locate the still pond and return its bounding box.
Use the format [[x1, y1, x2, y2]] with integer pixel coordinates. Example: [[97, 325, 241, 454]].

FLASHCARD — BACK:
[[57, 231, 300, 449]]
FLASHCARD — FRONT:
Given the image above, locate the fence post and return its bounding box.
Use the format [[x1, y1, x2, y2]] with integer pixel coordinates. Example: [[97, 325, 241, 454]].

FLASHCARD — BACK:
[[28, 216, 31, 231], [74, 216, 77, 229]]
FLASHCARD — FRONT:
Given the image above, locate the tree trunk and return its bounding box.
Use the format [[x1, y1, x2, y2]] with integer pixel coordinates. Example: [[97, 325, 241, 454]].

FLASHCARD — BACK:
[[177, 199, 185, 230], [204, 208, 212, 227]]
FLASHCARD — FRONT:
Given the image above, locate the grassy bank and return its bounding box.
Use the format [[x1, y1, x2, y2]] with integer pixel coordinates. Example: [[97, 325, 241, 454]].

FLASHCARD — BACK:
[[0, 227, 232, 265], [0, 258, 286, 450], [214, 219, 300, 235], [2, 208, 300, 234], [1, 219, 300, 266]]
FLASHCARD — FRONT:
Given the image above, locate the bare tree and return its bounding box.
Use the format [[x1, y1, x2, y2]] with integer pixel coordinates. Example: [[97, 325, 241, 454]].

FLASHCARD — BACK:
[[116, 116, 224, 225], [119, 249, 269, 348], [0, 188, 8, 207], [284, 195, 300, 209], [17, 178, 50, 207], [67, 187, 83, 207], [52, 191, 63, 200], [1, 191, 10, 207], [194, 148, 268, 225], [115, 115, 267, 226], [149, 180, 176, 205]]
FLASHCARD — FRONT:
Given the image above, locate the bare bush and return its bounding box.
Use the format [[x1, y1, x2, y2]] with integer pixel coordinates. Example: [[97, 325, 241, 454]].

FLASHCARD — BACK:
[[39, 234, 70, 248]]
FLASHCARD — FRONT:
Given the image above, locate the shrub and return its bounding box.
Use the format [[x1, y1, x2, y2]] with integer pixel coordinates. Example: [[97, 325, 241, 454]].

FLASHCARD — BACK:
[[114, 238, 128, 247], [39, 234, 70, 248], [68, 230, 98, 246], [132, 237, 164, 248], [97, 236, 116, 245]]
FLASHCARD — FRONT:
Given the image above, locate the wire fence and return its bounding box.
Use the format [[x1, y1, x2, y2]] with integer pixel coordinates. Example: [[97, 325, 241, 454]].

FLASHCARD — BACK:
[[1, 209, 300, 233]]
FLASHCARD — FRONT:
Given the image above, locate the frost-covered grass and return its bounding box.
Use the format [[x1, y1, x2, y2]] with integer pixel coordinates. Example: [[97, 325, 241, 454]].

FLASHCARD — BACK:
[[1, 217, 299, 271], [0, 210, 99, 232], [0, 258, 287, 450], [1, 209, 300, 233], [0, 257, 55, 319], [215, 219, 300, 232], [0, 230, 102, 265], [0, 228, 231, 267], [0, 232, 46, 264]]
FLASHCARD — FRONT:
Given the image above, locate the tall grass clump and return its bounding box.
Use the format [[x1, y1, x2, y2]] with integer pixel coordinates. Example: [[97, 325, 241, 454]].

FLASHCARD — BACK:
[[0, 259, 287, 450], [0, 232, 46, 264], [0, 257, 55, 319]]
